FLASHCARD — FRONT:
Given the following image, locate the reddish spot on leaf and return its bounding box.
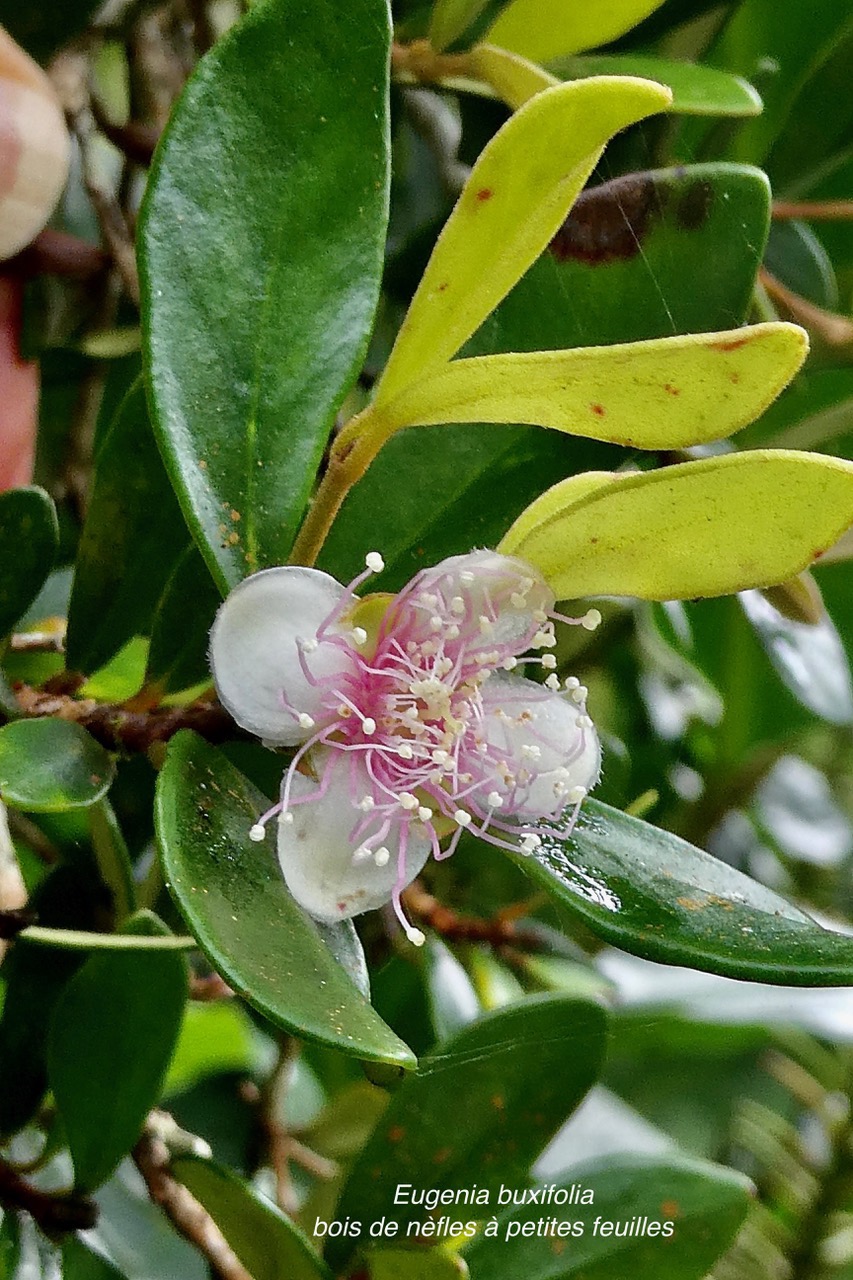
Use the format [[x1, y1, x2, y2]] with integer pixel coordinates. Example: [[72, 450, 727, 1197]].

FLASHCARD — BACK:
[[437, 282, 449, 292], [432, 1146, 453, 1164], [664, 383, 680, 396], [729, 372, 741, 384], [491, 1094, 505, 1110], [591, 404, 606, 417], [661, 1199, 680, 1219], [476, 188, 494, 202], [711, 335, 750, 353], [388, 1125, 406, 1143]]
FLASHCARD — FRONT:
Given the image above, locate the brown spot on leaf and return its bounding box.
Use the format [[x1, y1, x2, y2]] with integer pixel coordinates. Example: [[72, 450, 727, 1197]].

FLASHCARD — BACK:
[[388, 1125, 406, 1143], [730, 371, 741, 383], [664, 383, 680, 396], [710, 335, 750, 352], [661, 1200, 680, 1219], [491, 1094, 505, 1110], [476, 187, 493, 202], [432, 1147, 453, 1164], [550, 173, 663, 266], [677, 179, 714, 231], [591, 403, 606, 417], [437, 281, 449, 292]]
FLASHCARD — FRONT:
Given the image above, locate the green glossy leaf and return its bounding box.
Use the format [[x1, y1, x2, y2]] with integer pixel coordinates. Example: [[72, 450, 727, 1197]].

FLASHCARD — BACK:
[[485, 0, 667, 61], [321, 164, 771, 590], [463, 1155, 750, 1279], [552, 53, 761, 116], [164, 1003, 260, 1097], [0, 720, 114, 812], [370, 1250, 469, 1280], [145, 544, 221, 695], [172, 1156, 331, 1280], [155, 731, 414, 1067], [48, 911, 188, 1191], [0, 487, 58, 638], [373, 77, 672, 407], [704, 0, 853, 163], [0, 866, 103, 1137], [140, 0, 391, 592], [66, 382, 189, 674], [329, 995, 608, 1267], [764, 220, 838, 310], [61, 1236, 126, 1280], [739, 588, 853, 725], [500, 450, 853, 601], [89, 800, 135, 924], [430, 0, 492, 50], [381, 323, 807, 446], [518, 799, 853, 984]]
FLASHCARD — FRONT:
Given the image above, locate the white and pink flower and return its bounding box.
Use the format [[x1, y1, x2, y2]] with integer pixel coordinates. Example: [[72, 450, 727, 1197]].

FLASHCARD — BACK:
[[209, 550, 601, 944]]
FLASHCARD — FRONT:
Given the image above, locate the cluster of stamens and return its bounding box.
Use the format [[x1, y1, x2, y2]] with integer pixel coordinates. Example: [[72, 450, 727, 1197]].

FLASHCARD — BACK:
[[248, 552, 600, 946]]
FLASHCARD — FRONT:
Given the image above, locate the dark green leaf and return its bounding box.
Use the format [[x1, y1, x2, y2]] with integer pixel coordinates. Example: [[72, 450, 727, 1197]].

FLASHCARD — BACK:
[[145, 544, 221, 695], [0, 720, 114, 812], [329, 994, 608, 1267], [66, 381, 189, 674], [321, 163, 770, 589], [518, 800, 853, 984], [48, 911, 188, 1191], [172, 1156, 331, 1280], [0, 866, 104, 1137], [764, 220, 838, 309], [370, 1250, 469, 1280], [155, 731, 414, 1067], [140, 0, 391, 591], [463, 1155, 751, 1279], [61, 1235, 127, 1280], [553, 54, 761, 117], [0, 488, 58, 638]]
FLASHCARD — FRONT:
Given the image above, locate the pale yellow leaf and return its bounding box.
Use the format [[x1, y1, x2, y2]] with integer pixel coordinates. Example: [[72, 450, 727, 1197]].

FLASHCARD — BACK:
[[468, 43, 559, 109], [381, 323, 808, 445], [372, 76, 672, 409], [499, 450, 853, 601], [486, 0, 668, 64]]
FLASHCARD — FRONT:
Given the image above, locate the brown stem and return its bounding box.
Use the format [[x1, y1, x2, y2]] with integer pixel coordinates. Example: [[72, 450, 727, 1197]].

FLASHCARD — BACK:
[[402, 882, 553, 950], [391, 39, 473, 84], [773, 199, 853, 221], [258, 1037, 300, 1215], [133, 1133, 253, 1280], [12, 685, 246, 753], [0, 1157, 97, 1233], [759, 267, 853, 350], [189, 972, 235, 1001]]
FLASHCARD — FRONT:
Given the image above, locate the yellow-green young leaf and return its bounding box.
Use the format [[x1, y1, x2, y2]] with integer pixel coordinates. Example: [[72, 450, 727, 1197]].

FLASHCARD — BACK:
[[486, 0, 668, 63], [372, 77, 671, 408], [468, 44, 558, 110], [499, 450, 853, 601], [382, 322, 808, 445], [429, 0, 491, 51]]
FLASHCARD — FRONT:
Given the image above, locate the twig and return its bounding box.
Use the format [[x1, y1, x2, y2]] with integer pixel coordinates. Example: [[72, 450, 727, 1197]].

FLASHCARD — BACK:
[[258, 1037, 300, 1215], [759, 267, 853, 350], [189, 972, 235, 1001], [0, 1157, 97, 1233], [12, 685, 245, 752], [5, 811, 60, 864], [0, 908, 37, 940], [133, 1132, 253, 1280], [402, 882, 553, 950], [773, 199, 853, 221]]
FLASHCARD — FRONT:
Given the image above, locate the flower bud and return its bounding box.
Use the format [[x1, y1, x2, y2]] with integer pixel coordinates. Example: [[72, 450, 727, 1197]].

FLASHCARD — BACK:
[[0, 27, 70, 260]]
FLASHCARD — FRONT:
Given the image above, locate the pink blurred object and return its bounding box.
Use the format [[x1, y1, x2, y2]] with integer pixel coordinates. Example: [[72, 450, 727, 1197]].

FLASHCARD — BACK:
[[0, 274, 36, 489]]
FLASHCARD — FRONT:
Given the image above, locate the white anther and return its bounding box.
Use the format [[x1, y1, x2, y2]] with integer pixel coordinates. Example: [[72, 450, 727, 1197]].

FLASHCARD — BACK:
[[533, 609, 547, 623], [460, 570, 475, 584], [297, 712, 315, 729], [351, 626, 368, 646], [281, 812, 294, 825], [404, 705, 420, 721], [453, 809, 472, 827], [577, 714, 594, 729], [399, 792, 419, 811], [521, 743, 542, 761], [564, 676, 580, 691], [533, 630, 557, 648], [421, 593, 438, 609], [362, 717, 377, 735], [520, 833, 542, 852], [545, 674, 560, 691], [570, 686, 588, 704], [353, 844, 374, 864], [397, 743, 414, 760], [430, 615, 443, 632], [365, 551, 385, 573], [510, 592, 527, 609], [418, 806, 433, 823], [374, 847, 390, 867], [479, 615, 493, 634], [407, 927, 426, 947], [432, 749, 450, 765], [541, 653, 557, 670], [582, 608, 602, 631], [487, 791, 503, 808], [450, 596, 465, 615], [446, 624, 460, 640], [299, 636, 319, 654], [569, 785, 588, 803], [358, 795, 375, 812], [249, 824, 266, 843], [502, 656, 518, 671]]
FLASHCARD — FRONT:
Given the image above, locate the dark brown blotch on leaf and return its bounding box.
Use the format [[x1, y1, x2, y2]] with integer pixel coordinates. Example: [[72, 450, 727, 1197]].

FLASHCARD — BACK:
[[549, 173, 664, 266]]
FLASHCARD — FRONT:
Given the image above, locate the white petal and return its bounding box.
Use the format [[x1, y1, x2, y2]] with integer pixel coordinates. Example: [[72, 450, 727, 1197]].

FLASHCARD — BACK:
[[210, 567, 356, 745], [474, 673, 600, 818], [278, 750, 431, 921]]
